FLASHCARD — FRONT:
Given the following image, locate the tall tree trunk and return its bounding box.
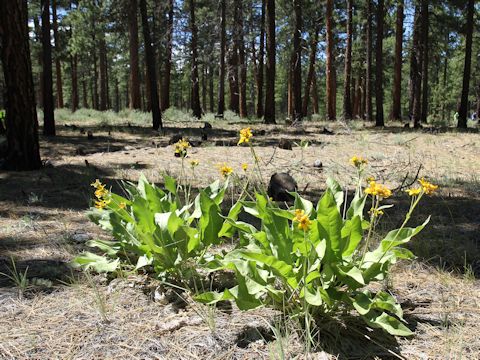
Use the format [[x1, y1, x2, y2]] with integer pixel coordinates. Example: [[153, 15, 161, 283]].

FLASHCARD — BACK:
[[71, 54, 79, 112], [209, 63, 214, 112], [128, 0, 141, 109], [114, 78, 119, 112], [82, 76, 88, 108], [375, 0, 384, 127], [0, 0, 42, 170], [342, 0, 353, 120], [99, 35, 108, 111], [457, 0, 474, 128], [291, 0, 302, 122], [91, 12, 99, 110], [312, 74, 319, 114], [41, 0, 55, 136], [161, 0, 173, 111], [52, 0, 63, 108], [228, 46, 240, 114], [391, 0, 403, 121], [217, 0, 226, 116], [325, 0, 336, 120], [411, 4, 422, 127], [256, 0, 265, 118], [302, 26, 319, 116], [264, 0, 276, 124], [189, 0, 202, 119], [287, 63, 293, 118], [365, 0, 372, 121], [420, 0, 429, 123], [236, 0, 248, 118], [202, 63, 207, 111], [34, 16, 44, 109], [139, 0, 162, 129]]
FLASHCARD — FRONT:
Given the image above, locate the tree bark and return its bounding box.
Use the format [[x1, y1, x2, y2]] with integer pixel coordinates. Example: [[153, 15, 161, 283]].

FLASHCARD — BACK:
[[342, 0, 353, 120], [161, 0, 173, 111], [256, 0, 265, 118], [209, 63, 214, 113], [139, 0, 162, 129], [264, 0, 276, 124], [420, 0, 429, 123], [236, 0, 248, 118], [99, 35, 108, 111], [0, 0, 42, 170], [375, 0, 384, 127], [82, 76, 88, 108], [189, 0, 202, 119], [325, 0, 336, 120], [228, 46, 240, 114], [391, 0, 403, 121], [457, 0, 474, 128], [52, 0, 63, 109], [302, 26, 319, 117], [291, 0, 302, 122], [312, 74, 319, 114], [128, 0, 141, 110], [411, 4, 422, 127], [41, 0, 55, 136], [217, 0, 226, 116], [365, 0, 372, 121], [71, 54, 79, 112]]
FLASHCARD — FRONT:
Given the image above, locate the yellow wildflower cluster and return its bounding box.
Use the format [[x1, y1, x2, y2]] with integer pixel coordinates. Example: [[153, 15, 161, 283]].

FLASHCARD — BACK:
[[241, 163, 248, 172], [294, 209, 312, 231], [219, 163, 233, 177], [405, 187, 421, 197], [419, 178, 438, 195], [350, 155, 368, 168], [91, 179, 111, 209], [364, 180, 392, 198], [175, 138, 190, 157], [190, 159, 199, 168], [238, 127, 253, 145], [368, 208, 384, 217]]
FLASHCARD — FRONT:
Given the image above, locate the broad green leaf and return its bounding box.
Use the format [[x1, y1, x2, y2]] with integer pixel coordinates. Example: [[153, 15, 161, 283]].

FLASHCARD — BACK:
[[346, 193, 367, 220], [163, 175, 177, 195], [86, 239, 119, 256], [316, 189, 343, 259], [304, 287, 323, 306], [326, 177, 344, 210], [135, 254, 153, 269], [340, 216, 363, 257], [71, 252, 120, 273], [218, 201, 244, 237], [380, 217, 430, 251], [363, 311, 413, 336], [199, 191, 223, 245]]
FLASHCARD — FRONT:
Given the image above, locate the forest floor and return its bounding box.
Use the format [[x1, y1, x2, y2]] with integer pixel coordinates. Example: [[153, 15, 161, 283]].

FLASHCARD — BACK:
[[0, 110, 479, 359]]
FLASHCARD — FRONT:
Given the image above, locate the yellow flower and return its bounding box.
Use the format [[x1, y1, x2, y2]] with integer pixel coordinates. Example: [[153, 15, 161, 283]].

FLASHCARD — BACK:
[[241, 163, 248, 172], [94, 186, 108, 199], [350, 155, 368, 168], [418, 178, 438, 195], [94, 198, 111, 210], [90, 179, 103, 189], [219, 163, 233, 177], [405, 187, 421, 196], [366, 176, 375, 183], [118, 202, 126, 209], [293, 209, 312, 231], [238, 127, 253, 145], [190, 159, 199, 168], [364, 181, 392, 198], [369, 208, 384, 217], [174, 138, 190, 157]]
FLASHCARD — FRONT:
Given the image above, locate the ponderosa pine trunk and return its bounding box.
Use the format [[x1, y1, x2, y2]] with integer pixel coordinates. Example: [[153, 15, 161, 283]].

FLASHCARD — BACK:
[[342, 0, 353, 120], [291, 0, 302, 122], [411, 4, 422, 127], [128, 0, 141, 110], [41, 0, 55, 136], [312, 74, 319, 114], [365, 0, 373, 121], [236, 0, 248, 118], [217, 0, 226, 116], [71, 54, 79, 112], [256, 0, 265, 118], [391, 0, 403, 121], [375, 0, 384, 127], [189, 0, 202, 119], [0, 0, 42, 170], [161, 0, 173, 111], [457, 0, 474, 128], [264, 0, 276, 124], [52, 0, 63, 109], [99, 35, 108, 111], [420, 0, 429, 123], [228, 45, 240, 114], [325, 0, 336, 120], [302, 25, 319, 117], [139, 0, 162, 129]]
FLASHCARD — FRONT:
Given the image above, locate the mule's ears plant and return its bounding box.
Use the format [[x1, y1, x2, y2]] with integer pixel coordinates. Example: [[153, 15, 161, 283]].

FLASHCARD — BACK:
[[197, 166, 438, 337], [72, 175, 240, 286]]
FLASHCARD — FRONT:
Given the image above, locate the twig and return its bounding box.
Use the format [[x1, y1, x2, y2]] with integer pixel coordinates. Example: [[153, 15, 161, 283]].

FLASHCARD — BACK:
[[393, 164, 423, 192]]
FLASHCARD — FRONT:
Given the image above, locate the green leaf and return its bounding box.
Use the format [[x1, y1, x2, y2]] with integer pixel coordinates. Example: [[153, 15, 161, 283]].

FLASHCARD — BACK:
[[346, 193, 367, 220], [199, 191, 224, 245], [135, 254, 153, 269], [86, 239, 119, 257], [71, 252, 120, 273], [326, 177, 344, 210], [163, 175, 177, 195], [363, 311, 413, 337], [340, 216, 363, 257], [304, 287, 323, 306], [380, 217, 430, 251], [316, 189, 343, 259], [218, 201, 243, 238]]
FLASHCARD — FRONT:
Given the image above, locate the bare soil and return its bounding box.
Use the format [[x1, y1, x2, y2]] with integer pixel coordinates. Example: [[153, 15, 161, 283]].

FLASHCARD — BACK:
[[1, 117, 479, 359]]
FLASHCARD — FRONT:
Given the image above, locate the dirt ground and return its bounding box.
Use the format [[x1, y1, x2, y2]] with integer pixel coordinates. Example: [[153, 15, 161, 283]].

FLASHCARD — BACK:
[[1, 114, 479, 359]]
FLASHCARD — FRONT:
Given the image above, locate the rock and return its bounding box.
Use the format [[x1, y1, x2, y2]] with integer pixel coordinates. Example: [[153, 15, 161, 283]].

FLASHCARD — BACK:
[[124, 145, 135, 151], [320, 127, 334, 135], [278, 138, 293, 150], [87, 131, 94, 140], [71, 232, 91, 243], [313, 159, 323, 169], [267, 173, 297, 202]]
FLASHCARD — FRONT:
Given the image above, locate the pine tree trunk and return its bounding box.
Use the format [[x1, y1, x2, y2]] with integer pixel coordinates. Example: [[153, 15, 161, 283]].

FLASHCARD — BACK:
[[264, 0, 276, 124], [375, 0, 384, 127], [217, 0, 226, 116], [71, 54, 79, 112], [391, 0, 403, 121], [139, 0, 162, 129], [228, 46, 240, 114], [411, 4, 422, 127], [82, 77, 88, 108], [0, 0, 42, 170], [312, 74, 319, 114], [161, 0, 173, 111], [202, 64, 207, 112], [342, 0, 353, 120], [302, 26, 319, 117], [236, 0, 248, 118], [420, 0, 429, 123], [34, 16, 44, 109], [457, 0, 474, 128], [128, 0, 141, 110], [209, 63, 214, 112], [99, 35, 108, 111], [291, 0, 302, 122], [365, 0, 372, 121], [189, 0, 202, 119], [325, 0, 336, 120], [52, 0, 63, 109], [256, 0, 265, 118], [42, 0, 55, 136]]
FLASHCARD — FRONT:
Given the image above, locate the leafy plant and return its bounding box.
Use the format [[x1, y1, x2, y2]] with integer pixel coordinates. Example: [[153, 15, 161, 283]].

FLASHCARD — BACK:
[[196, 175, 432, 337]]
